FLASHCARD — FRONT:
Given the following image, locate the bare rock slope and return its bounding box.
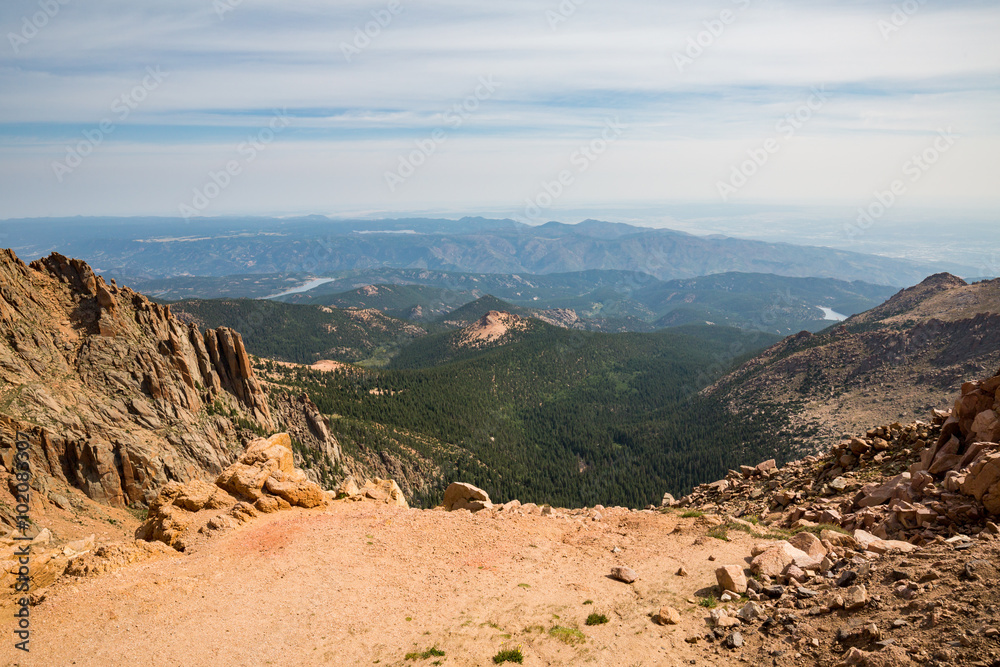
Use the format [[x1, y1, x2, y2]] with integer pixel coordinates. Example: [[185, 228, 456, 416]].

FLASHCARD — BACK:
[[706, 274, 1000, 452], [0, 250, 276, 517]]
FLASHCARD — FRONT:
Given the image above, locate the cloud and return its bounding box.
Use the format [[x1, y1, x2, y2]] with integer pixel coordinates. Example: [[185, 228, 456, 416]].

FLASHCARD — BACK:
[[0, 0, 997, 219]]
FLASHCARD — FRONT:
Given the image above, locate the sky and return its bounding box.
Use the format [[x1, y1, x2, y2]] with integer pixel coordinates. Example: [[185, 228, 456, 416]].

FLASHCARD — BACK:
[[0, 0, 998, 235]]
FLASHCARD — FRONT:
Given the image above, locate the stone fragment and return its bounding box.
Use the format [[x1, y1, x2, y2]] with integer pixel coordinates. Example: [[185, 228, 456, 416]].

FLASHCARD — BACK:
[[611, 566, 637, 584], [657, 606, 681, 625], [842, 585, 867, 611]]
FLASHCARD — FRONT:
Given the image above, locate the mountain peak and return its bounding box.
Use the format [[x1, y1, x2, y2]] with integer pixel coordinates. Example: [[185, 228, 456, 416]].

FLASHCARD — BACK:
[[457, 310, 527, 347]]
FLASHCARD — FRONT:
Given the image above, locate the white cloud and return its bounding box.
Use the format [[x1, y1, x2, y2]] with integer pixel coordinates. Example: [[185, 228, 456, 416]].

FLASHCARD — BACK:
[[0, 0, 997, 219]]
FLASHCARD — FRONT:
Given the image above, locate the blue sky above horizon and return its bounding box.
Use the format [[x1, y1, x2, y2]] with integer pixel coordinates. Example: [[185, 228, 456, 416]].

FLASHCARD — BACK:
[[0, 0, 998, 228]]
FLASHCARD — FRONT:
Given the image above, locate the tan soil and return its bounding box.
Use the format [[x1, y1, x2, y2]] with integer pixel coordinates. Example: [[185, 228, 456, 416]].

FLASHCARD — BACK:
[[17, 504, 768, 667]]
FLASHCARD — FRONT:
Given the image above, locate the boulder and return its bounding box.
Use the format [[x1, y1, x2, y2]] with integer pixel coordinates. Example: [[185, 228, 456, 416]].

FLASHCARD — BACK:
[[358, 478, 408, 507], [239, 433, 294, 474], [750, 541, 815, 577], [789, 531, 827, 559], [335, 476, 361, 498], [715, 565, 748, 594], [443, 482, 492, 512]]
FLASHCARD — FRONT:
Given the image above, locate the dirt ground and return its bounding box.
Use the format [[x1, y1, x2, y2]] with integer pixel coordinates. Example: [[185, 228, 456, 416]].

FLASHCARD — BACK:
[[9, 502, 777, 667]]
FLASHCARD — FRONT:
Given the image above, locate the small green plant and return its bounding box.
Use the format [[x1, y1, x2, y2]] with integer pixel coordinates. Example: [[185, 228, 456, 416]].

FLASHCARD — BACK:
[[126, 505, 148, 522], [492, 646, 524, 664], [517, 583, 531, 589], [707, 525, 729, 541], [582, 599, 593, 605], [681, 510, 704, 518], [585, 613, 608, 626], [405, 647, 445, 660], [698, 596, 717, 609], [548, 626, 585, 645]]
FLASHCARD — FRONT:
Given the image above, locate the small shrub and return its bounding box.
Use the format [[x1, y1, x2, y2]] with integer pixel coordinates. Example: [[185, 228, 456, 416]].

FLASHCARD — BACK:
[[405, 647, 445, 661], [582, 599, 593, 605], [549, 626, 585, 645], [698, 596, 717, 609], [492, 646, 524, 664], [585, 613, 608, 626], [681, 510, 704, 518]]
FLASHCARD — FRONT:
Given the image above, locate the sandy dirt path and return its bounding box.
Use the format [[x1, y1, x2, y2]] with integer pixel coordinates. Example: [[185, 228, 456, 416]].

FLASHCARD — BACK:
[[11, 503, 773, 667]]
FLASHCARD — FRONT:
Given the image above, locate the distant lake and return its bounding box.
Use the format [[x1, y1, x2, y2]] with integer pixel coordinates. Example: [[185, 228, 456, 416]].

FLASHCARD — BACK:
[[817, 306, 848, 321], [266, 278, 337, 298]]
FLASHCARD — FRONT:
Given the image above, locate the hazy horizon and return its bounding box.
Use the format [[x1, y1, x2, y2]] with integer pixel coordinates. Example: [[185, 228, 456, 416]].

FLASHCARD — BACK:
[[1, 0, 997, 233]]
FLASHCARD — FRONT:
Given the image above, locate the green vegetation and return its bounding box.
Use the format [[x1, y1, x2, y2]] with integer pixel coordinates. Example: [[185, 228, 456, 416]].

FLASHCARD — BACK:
[[698, 596, 717, 609], [548, 626, 586, 645], [268, 320, 790, 508], [167, 298, 424, 364], [405, 647, 445, 661], [680, 510, 704, 518], [585, 613, 609, 626], [707, 525, 730, 541], [492, 646, 524, 664]]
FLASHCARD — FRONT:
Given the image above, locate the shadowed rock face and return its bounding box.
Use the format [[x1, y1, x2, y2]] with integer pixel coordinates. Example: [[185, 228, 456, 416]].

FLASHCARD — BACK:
[[0, 250, 278, 514]]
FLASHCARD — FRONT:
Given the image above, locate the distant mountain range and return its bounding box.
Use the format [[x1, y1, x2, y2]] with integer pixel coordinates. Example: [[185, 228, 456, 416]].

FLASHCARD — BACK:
[[0, 215, 973, 287]]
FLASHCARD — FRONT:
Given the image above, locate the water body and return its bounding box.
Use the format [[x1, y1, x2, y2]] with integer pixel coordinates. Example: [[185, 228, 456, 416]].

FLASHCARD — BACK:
[[266, 278, 337, 299], [817, 306, 848, 321]]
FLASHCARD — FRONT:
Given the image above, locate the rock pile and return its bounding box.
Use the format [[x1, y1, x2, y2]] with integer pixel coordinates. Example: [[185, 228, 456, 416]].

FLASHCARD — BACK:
[[136, 433, 328, 550], [678, 368, 1000, 548]]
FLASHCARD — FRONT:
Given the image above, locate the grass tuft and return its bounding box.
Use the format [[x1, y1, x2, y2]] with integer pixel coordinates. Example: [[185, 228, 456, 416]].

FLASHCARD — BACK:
[[549, 626, 586, 645], [405, 647, 445, 661], [492, 647, 524, 664], [585, 613, 609, 626]]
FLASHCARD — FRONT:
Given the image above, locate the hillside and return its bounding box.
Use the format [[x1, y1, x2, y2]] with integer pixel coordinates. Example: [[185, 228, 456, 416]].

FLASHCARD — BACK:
[[0, 250, 276, 517], [3, 216, 968, 286], [167, 298, 427, 365], [436, 295, 652, 333], [289, 283, 473, 321], [269, 320, 785, 508], [706, 274, 1000, 451], [640, 272, 896, 335]]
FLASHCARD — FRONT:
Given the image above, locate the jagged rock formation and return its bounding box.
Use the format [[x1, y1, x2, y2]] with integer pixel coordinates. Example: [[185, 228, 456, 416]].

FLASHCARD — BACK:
[[706, 274, 1000, 452], [136, 433, 328, 551], [0, 250, 277, 518], [269, 390, 342, 485]]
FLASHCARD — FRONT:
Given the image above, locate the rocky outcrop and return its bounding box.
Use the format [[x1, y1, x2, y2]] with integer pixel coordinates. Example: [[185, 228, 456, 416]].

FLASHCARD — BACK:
[[0, 250, 275, 518], [268, 390, 342, 486], [335, 476, 408, 507], [442, 481, 492, 512], [136, 433, 327, 550]]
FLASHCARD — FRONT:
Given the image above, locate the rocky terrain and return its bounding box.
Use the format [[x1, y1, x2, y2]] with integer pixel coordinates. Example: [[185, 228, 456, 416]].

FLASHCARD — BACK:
[[5, 248, 1000, 666], [4, 363, 999, 665], [707, 274, 1000, 452]]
